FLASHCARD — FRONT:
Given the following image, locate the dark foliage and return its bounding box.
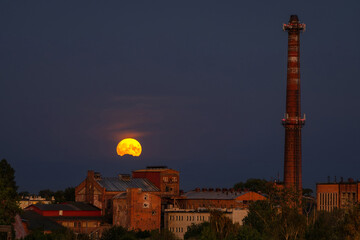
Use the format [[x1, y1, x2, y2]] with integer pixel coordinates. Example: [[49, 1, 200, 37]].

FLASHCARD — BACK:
[[100, 226, 176, 240], [0, 159, 21, 225]]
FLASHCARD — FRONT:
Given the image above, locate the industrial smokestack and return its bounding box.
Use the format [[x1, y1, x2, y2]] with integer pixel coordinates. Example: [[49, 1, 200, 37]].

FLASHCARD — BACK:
[[282, 15, 306, 193]]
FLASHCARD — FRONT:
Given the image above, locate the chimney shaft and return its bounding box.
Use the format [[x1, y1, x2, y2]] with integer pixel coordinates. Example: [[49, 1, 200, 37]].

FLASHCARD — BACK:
[[282, 15, 306, 193]]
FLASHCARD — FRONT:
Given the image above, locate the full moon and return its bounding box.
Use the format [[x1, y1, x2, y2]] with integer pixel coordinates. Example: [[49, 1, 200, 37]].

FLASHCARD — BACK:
[[116, 138, 142, 157]]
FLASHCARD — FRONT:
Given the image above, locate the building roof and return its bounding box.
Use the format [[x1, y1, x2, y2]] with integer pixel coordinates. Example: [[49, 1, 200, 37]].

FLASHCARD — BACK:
[[97, 177, 159, 192], [21, 210, 64, 231], [182, 191, 247, 200], [30, 202, 100, 211], [49, 216, 103, 221], [113, 192, 127, 199]]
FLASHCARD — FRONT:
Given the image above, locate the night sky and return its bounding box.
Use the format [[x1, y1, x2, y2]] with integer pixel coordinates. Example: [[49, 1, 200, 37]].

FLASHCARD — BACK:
[[1, 1, 359, 194]]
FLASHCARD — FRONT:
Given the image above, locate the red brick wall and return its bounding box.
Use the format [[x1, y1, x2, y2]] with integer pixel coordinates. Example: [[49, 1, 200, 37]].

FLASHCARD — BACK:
[[132, 169, 180, 197], [113, 188, 161, 231], [132, 172, 161, 189]]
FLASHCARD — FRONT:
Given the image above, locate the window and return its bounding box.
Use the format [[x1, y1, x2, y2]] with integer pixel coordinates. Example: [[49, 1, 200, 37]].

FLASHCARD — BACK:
[[107, 199, 112, 209]]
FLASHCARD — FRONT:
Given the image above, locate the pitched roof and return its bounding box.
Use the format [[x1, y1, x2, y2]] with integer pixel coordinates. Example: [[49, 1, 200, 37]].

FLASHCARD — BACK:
[[182, 191, 247, 200], [49, 216, 103, 221], [96, 177, 159, 192], [30, 202, 100, 211], [21, 210, 64, 231]]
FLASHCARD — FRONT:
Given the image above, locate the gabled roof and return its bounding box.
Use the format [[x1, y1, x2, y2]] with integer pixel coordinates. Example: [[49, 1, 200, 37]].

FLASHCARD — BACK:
[[28, 202, 100, 211], [182, 191, 247, 200], [21, 210, 64, 231], [96, 177, 159, 192]]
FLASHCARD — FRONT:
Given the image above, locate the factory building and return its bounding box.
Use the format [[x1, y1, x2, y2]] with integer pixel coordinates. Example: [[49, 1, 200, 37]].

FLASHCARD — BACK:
[[317, 178, 360, 211], [75, 166, 179, 230], [24, 202, 103, 236], [75, 166, 266, 233], [113, 188, 161, 231], [175, 188, 266, 209], [165, 208, 248, 239]]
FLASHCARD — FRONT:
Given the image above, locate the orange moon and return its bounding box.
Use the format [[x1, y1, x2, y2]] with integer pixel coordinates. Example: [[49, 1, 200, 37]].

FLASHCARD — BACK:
[[116, 138, 142, 157]]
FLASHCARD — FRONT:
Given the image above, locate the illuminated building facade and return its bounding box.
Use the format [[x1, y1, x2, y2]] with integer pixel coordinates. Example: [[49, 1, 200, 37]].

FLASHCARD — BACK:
[[317, 178, 360, 211], [165, 208, 248, 239]]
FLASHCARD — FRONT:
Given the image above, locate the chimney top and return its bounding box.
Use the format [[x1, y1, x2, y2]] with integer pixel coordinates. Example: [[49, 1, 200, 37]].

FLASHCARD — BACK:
[[290, 15, 299, 22]]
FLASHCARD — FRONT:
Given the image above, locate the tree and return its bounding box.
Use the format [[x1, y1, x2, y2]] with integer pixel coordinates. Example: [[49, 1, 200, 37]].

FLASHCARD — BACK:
[[100, 226, 133, 240], [38, 189, 54, 201], [209, 210, 239, 240], [243, 186, 307, 240], [184, 222, 210, 240], [342, 205, 360, 240], [38, 187, 75, 203], [149, 229, 178, 240], [23, 228, 86, 240], [233, 179, 269, 193], [302, 188, 313, 197], [305, 209, 345, 240], [100, 226, 175, 240], [184, 211, 239, 240], [19, 191, 30, 197], [63, 187, 75, 202], [0, 159, 21, 225], [236, 225, 263, 240]]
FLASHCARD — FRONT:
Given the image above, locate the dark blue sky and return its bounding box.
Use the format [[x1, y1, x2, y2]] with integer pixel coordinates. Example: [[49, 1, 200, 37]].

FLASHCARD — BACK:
[[1, 1, 359, 193]]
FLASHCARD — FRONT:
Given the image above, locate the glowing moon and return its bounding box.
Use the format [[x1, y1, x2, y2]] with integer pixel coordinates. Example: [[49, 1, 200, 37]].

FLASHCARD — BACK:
[[116, 138, 142, 157]]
